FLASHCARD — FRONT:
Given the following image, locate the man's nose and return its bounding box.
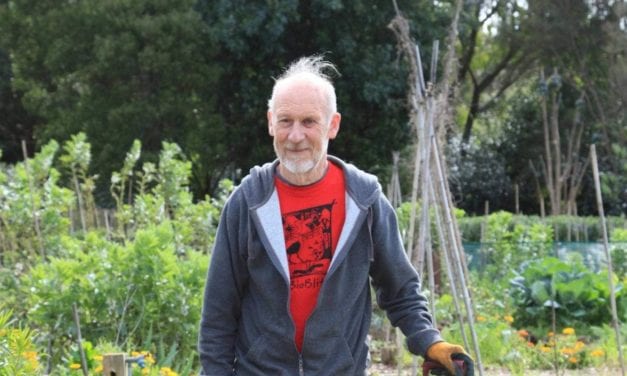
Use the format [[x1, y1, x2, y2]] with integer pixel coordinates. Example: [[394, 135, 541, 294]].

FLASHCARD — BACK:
[[287, 123, 306, 142]]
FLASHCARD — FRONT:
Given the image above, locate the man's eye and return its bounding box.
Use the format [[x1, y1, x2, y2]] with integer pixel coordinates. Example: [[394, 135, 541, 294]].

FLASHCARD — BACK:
[[302, 119, 316, 127]]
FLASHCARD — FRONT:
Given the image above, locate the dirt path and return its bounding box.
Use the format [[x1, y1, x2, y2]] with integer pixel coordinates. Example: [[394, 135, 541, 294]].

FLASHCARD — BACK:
[[369, 363, 620, 375]]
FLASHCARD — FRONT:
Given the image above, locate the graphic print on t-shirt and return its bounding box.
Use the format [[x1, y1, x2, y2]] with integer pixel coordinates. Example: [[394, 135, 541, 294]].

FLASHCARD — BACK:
[[283, 201, 335, 286]]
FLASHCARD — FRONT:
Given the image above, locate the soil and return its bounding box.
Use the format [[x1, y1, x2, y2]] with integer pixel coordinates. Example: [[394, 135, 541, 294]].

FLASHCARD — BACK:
[[368, 363, 621, 375]]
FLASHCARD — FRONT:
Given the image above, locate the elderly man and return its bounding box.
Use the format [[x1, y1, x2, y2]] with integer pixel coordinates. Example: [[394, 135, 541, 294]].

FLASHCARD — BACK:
[[198, 55, 467, 375]]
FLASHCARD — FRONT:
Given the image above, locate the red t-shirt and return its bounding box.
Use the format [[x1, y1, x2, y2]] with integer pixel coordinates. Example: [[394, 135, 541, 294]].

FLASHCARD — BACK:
[[275, 161, 346, 352]]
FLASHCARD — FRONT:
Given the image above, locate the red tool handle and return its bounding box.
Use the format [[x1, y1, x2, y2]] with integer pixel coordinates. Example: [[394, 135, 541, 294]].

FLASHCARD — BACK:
[[422, 359, 466, 376]]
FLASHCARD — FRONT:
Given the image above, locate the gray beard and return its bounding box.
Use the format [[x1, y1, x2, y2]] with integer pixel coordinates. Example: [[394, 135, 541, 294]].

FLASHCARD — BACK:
[[275, 139, 328, 174]]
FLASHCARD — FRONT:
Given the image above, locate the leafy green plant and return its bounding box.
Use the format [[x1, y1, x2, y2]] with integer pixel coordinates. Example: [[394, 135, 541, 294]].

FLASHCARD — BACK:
[[611, 228, 627, 277], [20, 224, 209, 370], [0, 139, 74, 263], [509, 256, 625, 330]]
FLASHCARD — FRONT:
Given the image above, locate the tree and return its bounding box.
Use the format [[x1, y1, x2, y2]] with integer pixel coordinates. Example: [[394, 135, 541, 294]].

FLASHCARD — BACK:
[[455, 0, 537, 147], [0, 48, 38, 163], [195, 0, 453, 185], [0, 0, 223, 203]]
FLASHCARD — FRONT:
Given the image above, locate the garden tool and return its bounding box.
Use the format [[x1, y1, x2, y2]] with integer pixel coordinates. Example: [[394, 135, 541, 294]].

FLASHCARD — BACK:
[[422, 353, 474, 376]]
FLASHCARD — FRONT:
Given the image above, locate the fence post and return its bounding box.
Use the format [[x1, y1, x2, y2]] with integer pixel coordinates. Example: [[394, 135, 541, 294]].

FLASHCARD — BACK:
[[103, 353, 127, 376]]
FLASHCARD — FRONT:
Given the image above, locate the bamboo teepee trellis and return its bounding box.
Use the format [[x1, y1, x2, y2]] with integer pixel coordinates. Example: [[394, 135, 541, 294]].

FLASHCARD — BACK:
[[387, 3, 484, 374]]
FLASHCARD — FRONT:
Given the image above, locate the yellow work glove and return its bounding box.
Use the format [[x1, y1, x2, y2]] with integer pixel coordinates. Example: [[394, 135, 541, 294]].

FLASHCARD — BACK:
[[425, 341, 468, 376]]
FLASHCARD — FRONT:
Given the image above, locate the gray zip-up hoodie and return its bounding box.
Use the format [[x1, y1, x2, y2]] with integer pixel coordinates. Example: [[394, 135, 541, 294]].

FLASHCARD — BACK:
[[198, 156, 442, 375]]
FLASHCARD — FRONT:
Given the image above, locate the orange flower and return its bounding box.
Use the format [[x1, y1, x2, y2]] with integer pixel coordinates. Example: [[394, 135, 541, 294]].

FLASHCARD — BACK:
[[504, 315, 514, 323], [591, 349, 605, 357], [568, 356, 578, 364], [517, 329, 529, 338], [561, 347, 576, 355], [476, 315, 486, 322], [540, 346, 552, 353]]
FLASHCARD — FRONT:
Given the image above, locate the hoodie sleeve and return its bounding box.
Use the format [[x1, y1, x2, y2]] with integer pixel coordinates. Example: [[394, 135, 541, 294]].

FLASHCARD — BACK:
[[198, 190, 249, 375], [368, 192, 443, 357]]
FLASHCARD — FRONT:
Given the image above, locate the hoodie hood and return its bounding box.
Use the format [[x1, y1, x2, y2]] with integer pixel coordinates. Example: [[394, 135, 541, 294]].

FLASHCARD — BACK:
[[240, 155, 381, 210]]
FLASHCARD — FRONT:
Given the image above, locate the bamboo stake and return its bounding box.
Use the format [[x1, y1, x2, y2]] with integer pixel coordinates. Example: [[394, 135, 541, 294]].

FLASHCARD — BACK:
[[514, 183, 519, 215], [21, 140, 45, 259], [71, 166, 87, 233], [432, 134, 484, 375], [590, 144, 625, 375], [72, 303, 89, 376], [431, 184, 470, 350]]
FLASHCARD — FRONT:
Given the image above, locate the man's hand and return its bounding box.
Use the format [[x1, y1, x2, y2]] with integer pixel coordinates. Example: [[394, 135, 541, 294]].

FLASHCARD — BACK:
[[425, 341, 468, 375]]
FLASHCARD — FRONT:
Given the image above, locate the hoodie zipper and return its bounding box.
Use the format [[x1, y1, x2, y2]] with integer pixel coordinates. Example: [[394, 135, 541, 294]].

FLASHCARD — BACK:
[[298, 354, 304, 376]]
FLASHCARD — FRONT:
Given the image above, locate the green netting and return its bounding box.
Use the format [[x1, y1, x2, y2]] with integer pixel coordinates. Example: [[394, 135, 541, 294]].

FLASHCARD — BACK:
[[461, 241, 627, 274]]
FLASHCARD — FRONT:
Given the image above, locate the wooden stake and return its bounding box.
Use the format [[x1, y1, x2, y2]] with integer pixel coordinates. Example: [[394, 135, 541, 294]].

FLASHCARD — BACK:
[[431, 184, 470, 350], [21, 140, 45, 259], [514, 183, 519, 214], [590, 144, 625, 375], [103, 353, 127, 376], [72, 303, 89, 376], [432, 134, 484, 375]]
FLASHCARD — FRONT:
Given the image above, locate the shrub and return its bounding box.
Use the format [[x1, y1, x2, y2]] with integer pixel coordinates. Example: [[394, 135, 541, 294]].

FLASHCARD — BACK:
[[19, 224, 209, 369]]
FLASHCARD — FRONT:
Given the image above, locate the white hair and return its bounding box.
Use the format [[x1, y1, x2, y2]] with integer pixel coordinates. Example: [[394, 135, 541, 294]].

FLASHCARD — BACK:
[[267, 55, 339, 118]]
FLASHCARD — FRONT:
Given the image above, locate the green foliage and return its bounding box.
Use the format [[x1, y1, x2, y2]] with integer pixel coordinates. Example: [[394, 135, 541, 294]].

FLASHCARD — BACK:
[[195, 0, 451, 189], [20, 224, 209, 369], [458, 214, 627, 242], [478, 211, 553, 279], [441, 317, 533, 372], [611, 228, 627, 278], [0, 139, 74, 260], [509, 256, 625, 331], [0, 310, 42, 375], [0, 0, 224, 203], [0, 136, 229, 372]]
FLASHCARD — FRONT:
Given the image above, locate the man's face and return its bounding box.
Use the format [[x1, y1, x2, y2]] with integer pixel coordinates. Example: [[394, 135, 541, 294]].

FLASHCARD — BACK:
[[268, 77, 340, 183]]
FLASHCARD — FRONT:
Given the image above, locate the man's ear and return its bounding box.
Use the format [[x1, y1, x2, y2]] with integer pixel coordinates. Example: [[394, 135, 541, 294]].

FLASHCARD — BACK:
[[327, 112, 341, 139], [267, 111, 274, 136]]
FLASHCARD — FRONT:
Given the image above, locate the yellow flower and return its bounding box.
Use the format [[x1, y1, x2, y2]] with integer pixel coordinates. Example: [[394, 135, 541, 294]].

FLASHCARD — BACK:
[[562, 327, 575, 335], [95, 365, 103, 372], [160, 367, 179, 376], [476, 315, 486, 322], [504, 315, 514, 323], [568, 356, 578, 364], [540, 346, 552, 353], [69, 363, 81, 370], [145, 352, 156, 364], [22, 351, 39, 368], [142, 368, 150, 375], [548, 331, 554, 337], [574, 341, 585, 350], [591, 349, 605, 357], [94, 355, 103, 361]]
